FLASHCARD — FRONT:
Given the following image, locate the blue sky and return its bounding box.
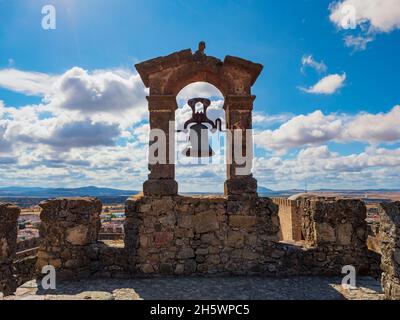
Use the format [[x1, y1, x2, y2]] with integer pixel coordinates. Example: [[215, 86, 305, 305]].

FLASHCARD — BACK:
[[0, 0, 400, 192]]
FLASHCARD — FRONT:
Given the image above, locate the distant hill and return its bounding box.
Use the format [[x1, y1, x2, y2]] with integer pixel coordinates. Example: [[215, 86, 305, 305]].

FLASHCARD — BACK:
[[257, 186, 279, 195], [0, 186, 138, 198], [1, 185, 398, 208], [256, 186, 400, 197]]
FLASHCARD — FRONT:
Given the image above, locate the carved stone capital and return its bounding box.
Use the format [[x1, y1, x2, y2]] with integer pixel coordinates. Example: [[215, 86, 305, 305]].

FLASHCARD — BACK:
[[147, 95, 178, 111], [224, 95, 256, 111]]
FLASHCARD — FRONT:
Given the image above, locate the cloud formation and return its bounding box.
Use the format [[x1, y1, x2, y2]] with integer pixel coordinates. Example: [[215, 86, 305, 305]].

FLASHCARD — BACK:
[[301, 55, 327, 74], [1, 67, 399, 191], [329, 0, 400, 50], [300, 73, 346, 95], [344, 106, 400, 143], [255, 111, 343, 152], [51, 67, 147, 115], [254, 145, 400, 190], [255, 106, 400, 153], [330, 0, 400, 33], [344, 35, 374, 51], [0, 68, 57, 96]]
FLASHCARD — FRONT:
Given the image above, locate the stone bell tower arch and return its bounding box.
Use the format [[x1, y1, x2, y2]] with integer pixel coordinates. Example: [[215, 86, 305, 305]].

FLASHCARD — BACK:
[[135, 42, 263, 196]]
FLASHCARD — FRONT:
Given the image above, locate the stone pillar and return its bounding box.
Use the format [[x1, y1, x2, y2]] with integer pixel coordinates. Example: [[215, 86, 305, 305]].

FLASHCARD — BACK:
[[379, 201, 400, 299], [224, 95, 257, 196], [143, 95, 178, 196], [0, 203, 20, 296], [36, 198, 102, 279]]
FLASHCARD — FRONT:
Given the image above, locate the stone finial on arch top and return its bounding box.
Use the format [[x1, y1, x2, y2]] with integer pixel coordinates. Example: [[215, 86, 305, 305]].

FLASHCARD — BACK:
[[134, 42, 263, 95]]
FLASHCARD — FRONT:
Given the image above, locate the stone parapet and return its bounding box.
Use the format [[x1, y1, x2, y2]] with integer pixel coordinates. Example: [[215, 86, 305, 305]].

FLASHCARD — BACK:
[[379, 201, 400, 299], [0, 203, 20, 295], [125, 195, 280, 275], [36, 198, 102, 279], [299, 197, 372, 275]]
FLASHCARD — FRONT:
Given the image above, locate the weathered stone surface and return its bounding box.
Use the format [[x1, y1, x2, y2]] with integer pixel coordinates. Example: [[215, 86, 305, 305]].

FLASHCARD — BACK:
[[379, 202, 400, 300], [143, 179, 178, 196], [125, 194, 280, 275], [315, 223, 335, 244], [193, 213, 219, 234], [337, 223, 353, 245], [66, 225, 89, 245], [36, 198, 102, 279], [0, 203, 20, 296], [229, 216, 257, 229]]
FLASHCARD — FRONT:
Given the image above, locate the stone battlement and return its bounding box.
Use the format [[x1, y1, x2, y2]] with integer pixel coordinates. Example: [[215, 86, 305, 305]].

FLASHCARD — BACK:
[[0, 196, 399, 300]]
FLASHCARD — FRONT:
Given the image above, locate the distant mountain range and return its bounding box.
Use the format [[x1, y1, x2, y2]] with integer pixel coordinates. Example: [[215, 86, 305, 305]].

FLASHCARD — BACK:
[[0, 186, 138, 198], [257, 186, 400, 196], [1, 185, 398, 198]]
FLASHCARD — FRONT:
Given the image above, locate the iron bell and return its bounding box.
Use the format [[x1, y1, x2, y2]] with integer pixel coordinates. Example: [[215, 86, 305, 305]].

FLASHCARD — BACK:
[[179, 98, 223, 158], [183, 123, 215, 158]]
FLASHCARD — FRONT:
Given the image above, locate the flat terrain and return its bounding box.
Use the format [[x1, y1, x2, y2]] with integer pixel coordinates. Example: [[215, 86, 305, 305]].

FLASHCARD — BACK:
[[2, 276, 384, 300]]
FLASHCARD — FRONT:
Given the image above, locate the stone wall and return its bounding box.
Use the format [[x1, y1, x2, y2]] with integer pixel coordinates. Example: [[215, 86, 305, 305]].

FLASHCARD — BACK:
[[36, 198, 102, 279], [272, 198, 302, 241], [0, 195, 385, 294], [0, 203, 20, 295], [14, 255, 37, 287], [298, 197, 374, 275], [124, 195, 378, 277], [125, 194, 280, 275], [379, 201, 400, 299]]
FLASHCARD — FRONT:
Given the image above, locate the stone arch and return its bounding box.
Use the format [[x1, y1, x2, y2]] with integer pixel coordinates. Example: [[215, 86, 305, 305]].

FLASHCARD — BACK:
[[135, 42, 263, 196]]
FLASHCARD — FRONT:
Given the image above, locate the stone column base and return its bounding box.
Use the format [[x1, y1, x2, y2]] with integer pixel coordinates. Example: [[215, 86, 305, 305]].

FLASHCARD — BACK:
[[224, 176, 257, 196], [143, 179, 178, 196], [125, 194, 281, 275]]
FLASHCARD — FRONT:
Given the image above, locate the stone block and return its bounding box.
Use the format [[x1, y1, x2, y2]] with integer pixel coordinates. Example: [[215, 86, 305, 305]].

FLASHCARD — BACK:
[[153, 232, 173, 247], [229, 216, 257, 229], [193, 212, 219, 234], [177, 247, 195, 259], [337, 223, 353, 245], [66, 225, 89, 245], [315, 223, 336, 244], [143, 179, 178, 196]]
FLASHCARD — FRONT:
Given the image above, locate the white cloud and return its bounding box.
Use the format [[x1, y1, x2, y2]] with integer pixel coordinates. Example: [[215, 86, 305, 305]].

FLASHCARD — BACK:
[[1, 66, 400, 191], [253, 112, 293, 127], [0, 68, 57, 96], [255, 111, 343, 152], [0, 66, 152, 162], [254, 145, 400, 190], [344, 35, 374, 51], [255, 106, 400, 153], [301, 73, 346, 94], [176, 82, 223, 104], [50, 67, 147, 115], [301, 55, 327, 74], [330, 0, 400, 33], [329, 0, 400, 50], [344, 105, 400, 142]]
